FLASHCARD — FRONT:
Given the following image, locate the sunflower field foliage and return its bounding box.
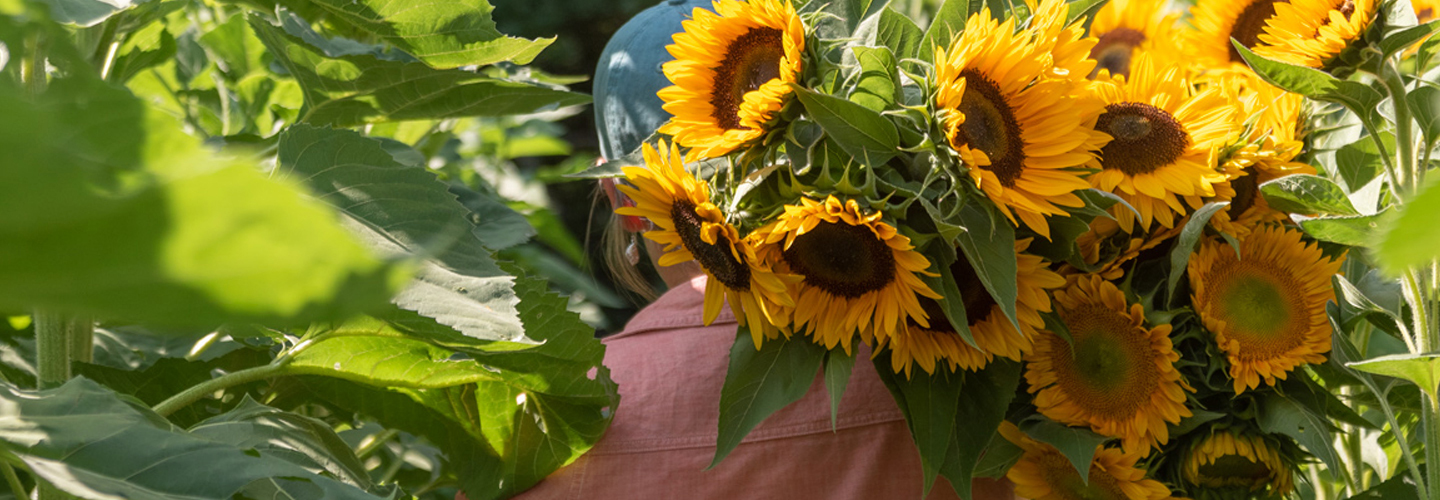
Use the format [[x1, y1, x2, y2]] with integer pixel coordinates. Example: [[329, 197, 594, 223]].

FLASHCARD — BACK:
[[586, 0, 1440, 498]]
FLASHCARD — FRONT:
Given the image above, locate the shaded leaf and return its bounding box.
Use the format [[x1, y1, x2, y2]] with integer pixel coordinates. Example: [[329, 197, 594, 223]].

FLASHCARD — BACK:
[[792, 86, 899, 165], [190, 397, 374, 490], [876, 8, 923, 61], [277, 124, 529, 344], [1019, 419, 1107, 480], [294, 0, 553, 69], [850, 46, 899, 111], [873, 359, 961, 496], [38, 0, 136, 26], [1409, 84, 1440, 148], [713, 328, 827, 467], [824, 349, 856, 430], [1298, 211, 1394, 247], [0, 378, 385, 500], [1380, 20, 1440, 58], [1348, 353, 1440, 398], [939, 358, 1021, 500], [251, 14, 588, 127], [1166, 202, 1229, 297], [956, 202, 1019, 332]]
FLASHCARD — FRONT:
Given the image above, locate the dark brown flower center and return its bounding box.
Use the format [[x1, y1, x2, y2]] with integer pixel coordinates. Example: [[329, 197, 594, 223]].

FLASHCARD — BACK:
[[1229, 166, 1259, 216], [1197, 453, 1275, 488], [954, 69, 1027, 187], [783, 220, 895, 298], [710, 28, 784, 130], [1089, 28, 1147, 78], [1229, 0, 1288, 63], [672, 200, 751, 290], [1095, 102, 1190, 176]]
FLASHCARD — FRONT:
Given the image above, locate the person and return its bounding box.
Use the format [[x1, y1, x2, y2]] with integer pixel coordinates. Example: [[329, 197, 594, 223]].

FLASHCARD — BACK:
[[510, 1, 1019, 498]]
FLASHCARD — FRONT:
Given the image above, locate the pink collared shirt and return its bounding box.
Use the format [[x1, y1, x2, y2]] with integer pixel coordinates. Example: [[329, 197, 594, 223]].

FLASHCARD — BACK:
[[512, 275, 1018, 499]]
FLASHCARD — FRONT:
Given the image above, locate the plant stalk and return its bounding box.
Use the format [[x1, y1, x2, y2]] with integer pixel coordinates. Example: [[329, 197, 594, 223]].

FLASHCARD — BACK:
[[1381, 59, 1419, 196], [1, 462, 25, 500], [34, 312, 72, 390], [23, 32, 46, 96], [153, 361, 294, 417]]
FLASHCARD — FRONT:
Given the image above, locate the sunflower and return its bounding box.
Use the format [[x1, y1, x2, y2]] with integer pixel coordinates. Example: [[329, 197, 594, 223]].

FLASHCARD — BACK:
[[1087, 0, 1179, 78], [883, 239, 1064, 376], [1255, 0, 1377, 68], [751, 196, 940, 353], [1182, 431, 1295, 496], [616, 140, 795, 344], [1070, 216, 1182, 282], [1027, 275, 1192, 455], [1187, 0, 1289, 70], [1418, 0, 1440, 22], [1189, 225, 1344, 393], [1087, 53, 1233, 233], [934, 0, 1103, 239], [1000, 422, 1173, 500], [657, 0, 804, 160], [1204, 70, 1316, 239]]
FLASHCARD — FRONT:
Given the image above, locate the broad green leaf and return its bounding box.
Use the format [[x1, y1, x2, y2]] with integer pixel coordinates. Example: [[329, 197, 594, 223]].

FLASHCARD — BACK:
[[1166, 202, 1229, 297], [873, 358, 962, 496], [792, 86, 900, 165], [290, 330, 505, 388], [713, 328, 827, 467], [1298, 211, 1394, 247], [74, 356, 249, 428], [199, 14, 268, 81], [1066, 0, 1109, 28], [277, 125, 528, 344], [824, 349, 856, 430], [970, 434, 1022, 479], [1257, 380, 1346, 474], [1347, 468, 1423, 500], [292, 0, 552, 69], [1348, 353, 1440, 398], [921, 0, 993, 63], [931, 248, 980, 350], [1019, 419, 1107, 481], [956, 201, 1020, 332], [1335, 133, 1392, 189], [292, 272, 614, 500], [1234, 41, 1339, 97], [0, 378, 385, 499], [1408, 84, 1440, 148], [251, 14, 588, 127], [0, 76, 397, 327], [939, 358, 1021, 500], [850, 46, 899, 112], [108, 21, 176, 84], [38, 0, 137, 26], [876, 8, 923, 60], [190, 397, 374, 490], [1376, 177, 1440, 274], [1381, 20, 1440, 58], [1259, 174, 1359, 215], [1331, 273, 1404, 331]]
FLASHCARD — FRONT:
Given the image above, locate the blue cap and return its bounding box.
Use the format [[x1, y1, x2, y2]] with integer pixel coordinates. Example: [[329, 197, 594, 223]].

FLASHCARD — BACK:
[[594, 0, 715, 160]]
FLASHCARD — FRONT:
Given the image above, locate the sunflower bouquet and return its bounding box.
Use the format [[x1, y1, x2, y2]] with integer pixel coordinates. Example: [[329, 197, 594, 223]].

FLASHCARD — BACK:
[[587, 0, 1440, 497]]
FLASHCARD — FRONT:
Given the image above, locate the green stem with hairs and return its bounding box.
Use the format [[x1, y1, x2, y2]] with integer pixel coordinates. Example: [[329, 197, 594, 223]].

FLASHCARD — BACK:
[[153, 360, 295, 417], [1381, 59, 1420, 197], [34, 312, 71, 390]]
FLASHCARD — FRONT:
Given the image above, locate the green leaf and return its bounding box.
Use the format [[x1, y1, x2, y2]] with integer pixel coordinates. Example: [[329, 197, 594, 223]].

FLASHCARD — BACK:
[[712, 328, 827, 467], [251, 14, 588, 127], [1348, 353, 1440, 398], [37, 0, 136, 26], [792, 86, 900, 165], [288, 0, 552, 69], [873, 360, 962, 496], [277, 124, 529, 344], [1257, 382, 1345, 475], [1335, 133, 1392, 189], [1019, 419, 1107, 481], [932, 248, 980, 350], [1259, 174, 1360, 215], [449, 183, 535, 252], [824, 349, 856, 430], [0, 75, 398, 327], [850, 46, 899, 112], [0, 377, 386, 499], [199, 14, 269, 81], [190, 397, 375, 490], [876, 8, 923, 60], [1376, 177, 1440, 274], [1298, 211, 1394, 247], [1381, 21, 1440, 58], [1408, 84, 1440, 148], [957, 201, 1020, 332], [290, 328, 505, 388], [1347, 468, 1423, 500], [1166, 202, 1229, 297], [938, 358, 1021, 500], [1233, 41, 1339, 97], [108, 21, 176, 84], [920, 0, 979, 63]]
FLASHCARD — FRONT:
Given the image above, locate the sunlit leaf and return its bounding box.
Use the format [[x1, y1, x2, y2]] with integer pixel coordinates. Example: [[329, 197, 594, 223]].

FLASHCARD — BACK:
[[713, 328, 827, 467], [291, 0, 553, 69]]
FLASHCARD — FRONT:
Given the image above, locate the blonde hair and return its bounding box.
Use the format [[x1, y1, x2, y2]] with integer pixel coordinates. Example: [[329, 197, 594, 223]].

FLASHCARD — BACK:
[[600, 209, 661, 303]]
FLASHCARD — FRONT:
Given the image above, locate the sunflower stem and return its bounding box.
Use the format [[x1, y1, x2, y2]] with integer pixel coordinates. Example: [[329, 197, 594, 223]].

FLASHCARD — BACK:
[[152, 360, 294, 417], [1379, 381, 1428, 500], [1381, 59, 1419, 197]]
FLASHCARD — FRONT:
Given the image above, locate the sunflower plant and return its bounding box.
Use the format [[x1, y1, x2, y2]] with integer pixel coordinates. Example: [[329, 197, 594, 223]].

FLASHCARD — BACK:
[[588, 0, 1440, 498]]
